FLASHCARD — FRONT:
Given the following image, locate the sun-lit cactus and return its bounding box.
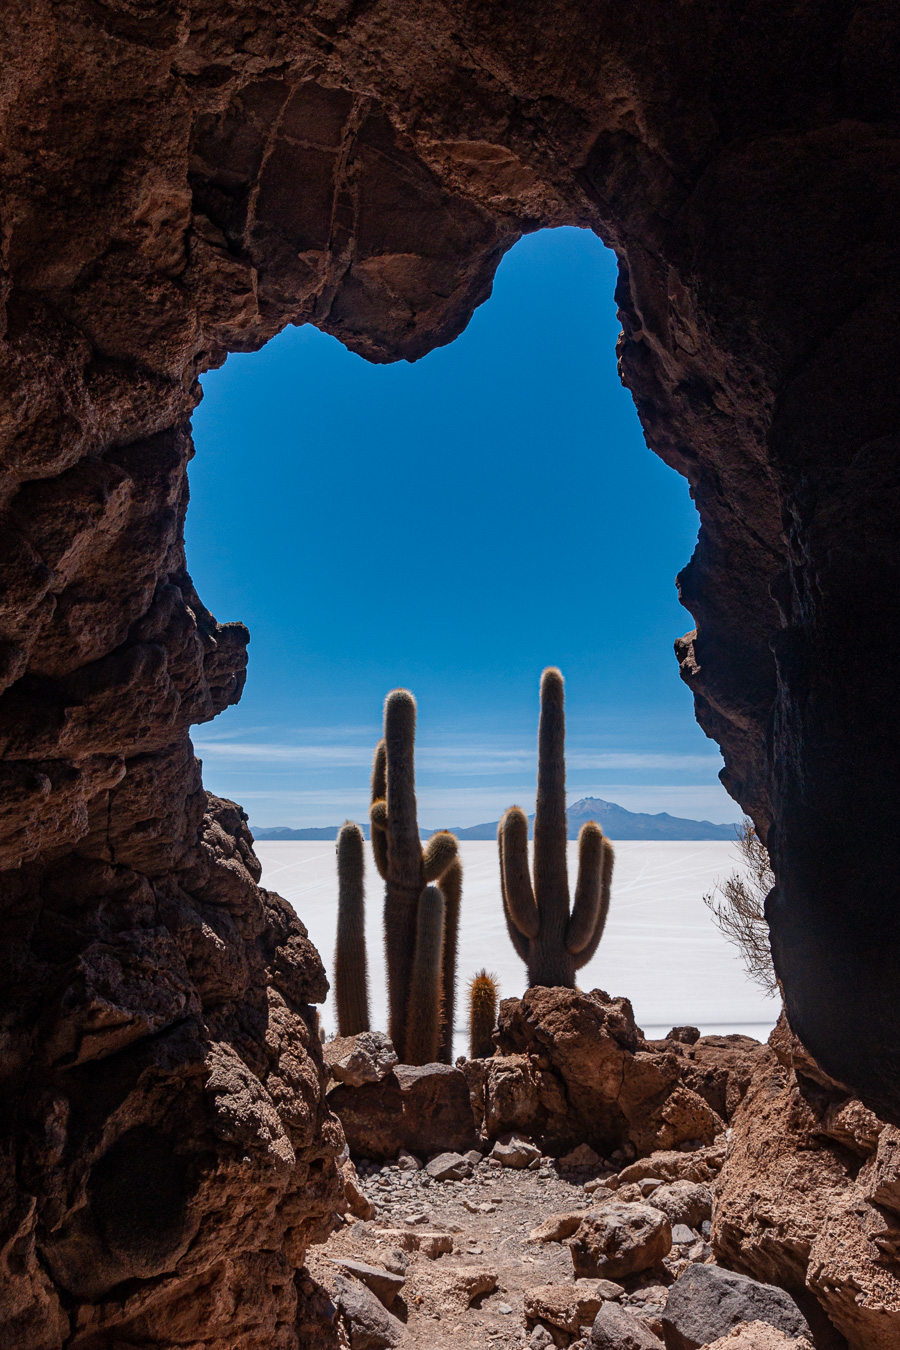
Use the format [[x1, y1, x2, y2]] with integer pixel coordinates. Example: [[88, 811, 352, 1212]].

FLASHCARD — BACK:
[[437, 857, 462, 1064], [334, 820, 370, 1035], [499, 667, 614, 987], [405, 886, 446, 1066], [369, 688, 461, 1062], [469, 969, 499, 1059]]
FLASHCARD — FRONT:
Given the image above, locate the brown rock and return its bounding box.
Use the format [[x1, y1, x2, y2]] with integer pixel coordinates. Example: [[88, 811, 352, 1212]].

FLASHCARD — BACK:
[[704, 1326, 813, 1350], [428, 1263, 498, 1308], [324, 1032, 398, 1088], [529, 1212, 587, 1243], [341, 1161, 376, 1221], [493, 988, 724, 1158], [328, 1063, 477, 1160], [374, 1228, 454, 1258], [524, 1282, 608, 1334], [644, 1180, 712, 1229], [619, 1146, 725, 1187], [570, 1202, 672, 1280]]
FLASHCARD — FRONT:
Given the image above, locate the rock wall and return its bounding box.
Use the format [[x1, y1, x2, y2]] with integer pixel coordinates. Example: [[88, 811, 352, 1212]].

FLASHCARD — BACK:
[[2, 0, 900, 1340]]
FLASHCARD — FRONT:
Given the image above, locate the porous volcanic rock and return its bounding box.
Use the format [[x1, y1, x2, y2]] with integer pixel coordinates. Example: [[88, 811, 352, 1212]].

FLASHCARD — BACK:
[[4, 1, 900, 1341], [713, 1016, 900, 1349], [2, 794, 342, 1349], [328, 1062, 478, 1160], [486, 987, 726, 1156], [570, 1201, 672, 1280]]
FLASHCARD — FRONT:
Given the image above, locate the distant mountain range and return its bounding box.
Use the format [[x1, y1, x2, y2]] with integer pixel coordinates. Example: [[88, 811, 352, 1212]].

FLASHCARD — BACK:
[[251, 797, 739, 843]]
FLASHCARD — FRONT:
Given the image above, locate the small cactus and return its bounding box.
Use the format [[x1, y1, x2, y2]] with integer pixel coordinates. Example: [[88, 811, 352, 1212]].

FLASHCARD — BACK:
[[469, 970, 499, 1059], [499, 667, 614, 987], [369, 688, 460, 1062], [334, 820, 370, 1035], [405, 886, 446, 1066]]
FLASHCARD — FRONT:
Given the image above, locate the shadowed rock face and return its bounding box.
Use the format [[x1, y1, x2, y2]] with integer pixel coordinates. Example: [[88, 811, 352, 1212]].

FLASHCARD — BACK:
[[1, 0, 899, 1341]]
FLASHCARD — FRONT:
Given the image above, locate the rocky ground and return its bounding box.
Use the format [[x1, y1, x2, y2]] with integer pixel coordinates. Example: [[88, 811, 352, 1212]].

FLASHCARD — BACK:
[[303, 1134, 812, 1349]]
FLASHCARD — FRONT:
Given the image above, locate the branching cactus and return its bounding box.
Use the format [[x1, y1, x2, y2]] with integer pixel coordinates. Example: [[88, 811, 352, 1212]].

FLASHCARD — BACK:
[[369, 688, 460, 1061], [499, 667, 614, 987], [469, 970, 499, 1059], [334, 820, 370, 1035]]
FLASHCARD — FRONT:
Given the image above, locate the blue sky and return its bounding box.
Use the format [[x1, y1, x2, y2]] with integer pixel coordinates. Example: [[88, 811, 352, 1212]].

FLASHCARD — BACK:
[[186, 227, 737, 829]]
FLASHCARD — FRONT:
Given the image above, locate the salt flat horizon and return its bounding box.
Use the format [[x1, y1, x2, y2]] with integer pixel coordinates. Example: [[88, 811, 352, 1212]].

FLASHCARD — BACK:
[[256, 839, 780, 1060]]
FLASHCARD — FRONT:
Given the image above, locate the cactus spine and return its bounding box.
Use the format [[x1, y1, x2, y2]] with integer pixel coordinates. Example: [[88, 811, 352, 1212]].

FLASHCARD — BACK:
[[405, 886, 446, 1066], [334, 820, 370, 1035], [469, 970, 499, 1059], [499, 667, 614, 987], [370, 689, 460, 1063]]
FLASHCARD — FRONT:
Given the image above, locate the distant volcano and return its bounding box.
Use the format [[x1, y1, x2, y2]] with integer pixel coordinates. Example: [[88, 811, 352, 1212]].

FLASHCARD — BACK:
[[251, 796, 739, 843]]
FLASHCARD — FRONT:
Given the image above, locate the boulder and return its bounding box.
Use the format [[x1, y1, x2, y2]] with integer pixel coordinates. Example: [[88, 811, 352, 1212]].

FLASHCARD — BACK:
[[524, 1282, 608, 1334], [570, 1202, 672, 1279], [645, 1180, 712, 1229], [619, 1146, 726, 1187], [425, 1151, 471, 1181], [660, 1265, 812, 1350], [704, 1326, 813, 1350], [561, 1143, 603, 1168], [493, 988, 724, 1157], [333, 1273, 405, 1349], [324, 1032, 399, 1087], [341, 1160, 376, 1221], [491, 1132, 541, 1168], [328, 1258, 404, 1308], [427, 1264, 498, 1308], [374, 1227, 453, 1258], [713, 1022, 900, 1348], [329, 1062, 477, 1160], [589, 1302, 664, 1348], [529, 1212, 586, 1243]]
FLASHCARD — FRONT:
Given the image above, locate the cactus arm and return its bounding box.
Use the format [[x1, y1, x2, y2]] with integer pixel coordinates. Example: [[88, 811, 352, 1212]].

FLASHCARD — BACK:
[[370, 741, 388, 879], [533, 667, 570, 937], [570, 834, 614, 970], [497, 825, 532, 963], [499, 807, 539, 936], [404, 885, 446, 1065], [566, 821, 605, 953], [437, 858, 462, 1063], [334, 821, 370, 1034], [423, 829, 459, 882]]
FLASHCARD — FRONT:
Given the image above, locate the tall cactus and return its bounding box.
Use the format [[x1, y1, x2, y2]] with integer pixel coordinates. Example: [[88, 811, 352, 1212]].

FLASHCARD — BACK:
[[334, 820, 370, 1036], [469, 970, 499, 1059], [437, 858, 462, 1064], [499, 667, 614, 987], [369, 688, 460, 1062], [405, 886, 446, 1066]]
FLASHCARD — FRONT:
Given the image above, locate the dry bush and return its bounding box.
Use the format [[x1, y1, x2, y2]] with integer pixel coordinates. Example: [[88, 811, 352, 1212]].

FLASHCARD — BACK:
[[704, 817, 779, 997]]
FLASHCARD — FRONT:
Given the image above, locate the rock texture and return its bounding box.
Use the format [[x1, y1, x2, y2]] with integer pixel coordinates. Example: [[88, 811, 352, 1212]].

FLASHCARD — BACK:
[[3, 0, 900, 1340], [713, 1015, 900, 1349], [465, 988, 758, 1156], [328, 1062, 478, 1160], [661, 1266, 812, 1350]]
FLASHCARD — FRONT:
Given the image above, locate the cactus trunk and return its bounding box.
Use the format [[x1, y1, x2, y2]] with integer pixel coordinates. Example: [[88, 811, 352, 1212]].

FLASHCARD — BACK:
[[437, 857, 462, 1063], [334, 821, 370, 1035], [469, 970, 499, 1059], [405, 886, 446, 1065]]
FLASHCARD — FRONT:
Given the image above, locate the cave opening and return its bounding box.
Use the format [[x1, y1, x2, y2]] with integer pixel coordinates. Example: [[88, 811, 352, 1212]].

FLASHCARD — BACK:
[[184, 226, 779, 1047]]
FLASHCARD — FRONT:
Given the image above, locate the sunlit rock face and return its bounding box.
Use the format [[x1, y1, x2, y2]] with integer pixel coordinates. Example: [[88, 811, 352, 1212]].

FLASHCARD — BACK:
[[1, 1, 899, 1341]]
